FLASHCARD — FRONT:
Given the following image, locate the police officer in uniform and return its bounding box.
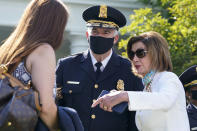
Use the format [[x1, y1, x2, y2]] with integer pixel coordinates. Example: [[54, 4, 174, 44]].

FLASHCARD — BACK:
[[56, 5, 142, 131], [179, 65, 197, 131]]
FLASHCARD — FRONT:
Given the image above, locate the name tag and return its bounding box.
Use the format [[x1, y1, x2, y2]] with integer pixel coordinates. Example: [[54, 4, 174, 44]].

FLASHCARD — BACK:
[[66, 81, 80, 84], [192, 127, 197, 130]]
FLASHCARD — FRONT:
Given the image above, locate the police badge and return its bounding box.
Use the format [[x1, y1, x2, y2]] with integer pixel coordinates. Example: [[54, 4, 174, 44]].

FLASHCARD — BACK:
[[116, 79, 124, 91]]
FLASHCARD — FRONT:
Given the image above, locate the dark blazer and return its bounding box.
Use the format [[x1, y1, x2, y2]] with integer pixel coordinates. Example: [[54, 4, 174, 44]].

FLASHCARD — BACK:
[[56, 50, 143, 131], [35, 106, 84, 131], [187, 104, 197, 131]]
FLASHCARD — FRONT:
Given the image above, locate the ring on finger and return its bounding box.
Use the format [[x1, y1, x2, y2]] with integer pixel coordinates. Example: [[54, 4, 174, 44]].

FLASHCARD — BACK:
[[103, 106, 108, 110]]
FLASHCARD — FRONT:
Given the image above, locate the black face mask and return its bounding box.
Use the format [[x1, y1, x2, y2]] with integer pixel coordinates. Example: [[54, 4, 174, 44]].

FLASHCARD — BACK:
[[89, 36, 114, 54], [191, 90, 197, 100]]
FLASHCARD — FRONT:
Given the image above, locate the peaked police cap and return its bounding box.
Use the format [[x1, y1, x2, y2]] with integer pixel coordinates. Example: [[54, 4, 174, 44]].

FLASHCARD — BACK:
[[179, 65, 197, 91], [82, 5, 126, 30]]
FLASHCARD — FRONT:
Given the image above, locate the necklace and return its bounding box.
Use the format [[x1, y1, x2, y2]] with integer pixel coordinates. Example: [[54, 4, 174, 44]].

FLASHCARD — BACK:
[[145, 80, 153, 92], [142, 70, 156, 92]]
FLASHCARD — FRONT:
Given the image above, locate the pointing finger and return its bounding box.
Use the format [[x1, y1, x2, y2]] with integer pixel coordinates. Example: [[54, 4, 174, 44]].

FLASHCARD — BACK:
[[91, 97, 103, 108]]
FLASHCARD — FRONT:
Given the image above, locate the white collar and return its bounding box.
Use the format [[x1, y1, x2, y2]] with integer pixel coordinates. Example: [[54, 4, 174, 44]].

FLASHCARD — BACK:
[[193, 104, 197, 109], [90, 49, 112, 72]]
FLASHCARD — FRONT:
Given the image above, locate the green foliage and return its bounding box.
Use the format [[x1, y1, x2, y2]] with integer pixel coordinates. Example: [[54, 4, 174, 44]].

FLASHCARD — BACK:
[[119, 0, 197, 75]]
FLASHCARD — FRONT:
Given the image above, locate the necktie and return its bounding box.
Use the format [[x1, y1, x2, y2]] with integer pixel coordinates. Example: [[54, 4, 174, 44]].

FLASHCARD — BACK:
[[95, 62, 102, 80]]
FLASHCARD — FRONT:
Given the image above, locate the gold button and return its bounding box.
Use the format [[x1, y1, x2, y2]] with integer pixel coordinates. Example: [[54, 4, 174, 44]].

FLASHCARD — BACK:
[[69, 90, 72, 94], [91, 114, 96, 119], [8, 122, 12, 126], [0, 75, 5, 79], [93, 99, 96, 103], [94, 84, 98, 89]]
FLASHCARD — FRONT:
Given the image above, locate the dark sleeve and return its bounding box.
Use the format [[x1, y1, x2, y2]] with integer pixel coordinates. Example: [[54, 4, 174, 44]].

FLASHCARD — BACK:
[[56, 59, 65, 106], [56, 59, 64, 87], [128, 111, 138, 131]]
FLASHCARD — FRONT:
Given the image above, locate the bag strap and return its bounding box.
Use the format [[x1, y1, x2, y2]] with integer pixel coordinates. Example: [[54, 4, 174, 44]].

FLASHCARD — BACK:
[[0, 65, 29, 89]]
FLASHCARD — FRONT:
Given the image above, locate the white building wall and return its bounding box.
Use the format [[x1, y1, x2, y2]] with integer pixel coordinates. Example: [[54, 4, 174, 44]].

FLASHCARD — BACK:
[[0, 0, 144, 54]]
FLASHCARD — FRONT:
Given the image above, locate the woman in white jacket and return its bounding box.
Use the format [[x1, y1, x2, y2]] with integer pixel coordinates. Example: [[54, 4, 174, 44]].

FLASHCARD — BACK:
[[92, 31, 190, 131]]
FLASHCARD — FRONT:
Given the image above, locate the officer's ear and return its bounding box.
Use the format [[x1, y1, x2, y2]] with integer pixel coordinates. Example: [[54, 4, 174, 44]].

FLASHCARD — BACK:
[[185, 89, 192, 103], [113, 34, 119, 44], [86, 31, 89, 40]]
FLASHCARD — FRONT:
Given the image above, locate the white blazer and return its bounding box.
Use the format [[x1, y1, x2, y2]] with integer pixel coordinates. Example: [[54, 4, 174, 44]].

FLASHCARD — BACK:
[[128, 71, 190, 131]]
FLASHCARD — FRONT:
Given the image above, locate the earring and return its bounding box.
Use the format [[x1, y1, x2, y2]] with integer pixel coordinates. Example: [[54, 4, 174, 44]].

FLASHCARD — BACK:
[[186, 96, 191, 104], [188, 95, 191, 99]]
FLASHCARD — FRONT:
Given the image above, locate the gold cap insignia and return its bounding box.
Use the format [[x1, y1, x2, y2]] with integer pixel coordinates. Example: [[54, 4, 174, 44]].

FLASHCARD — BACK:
[[116, 79, 124, 91], [184, 80, 197, 87], [99, 5, 107, 18]]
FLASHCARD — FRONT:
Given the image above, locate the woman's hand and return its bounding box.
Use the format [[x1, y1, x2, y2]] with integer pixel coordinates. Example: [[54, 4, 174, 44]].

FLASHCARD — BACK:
[[91, 90, 129, 112]]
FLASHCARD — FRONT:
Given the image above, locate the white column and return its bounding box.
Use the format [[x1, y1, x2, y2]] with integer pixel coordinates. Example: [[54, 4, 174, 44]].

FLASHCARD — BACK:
[[70, 33, 89, 55]]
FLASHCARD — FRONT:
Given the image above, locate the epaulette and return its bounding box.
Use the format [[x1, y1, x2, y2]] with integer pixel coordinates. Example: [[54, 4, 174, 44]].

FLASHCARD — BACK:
[[70, 51, 84, 57]]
